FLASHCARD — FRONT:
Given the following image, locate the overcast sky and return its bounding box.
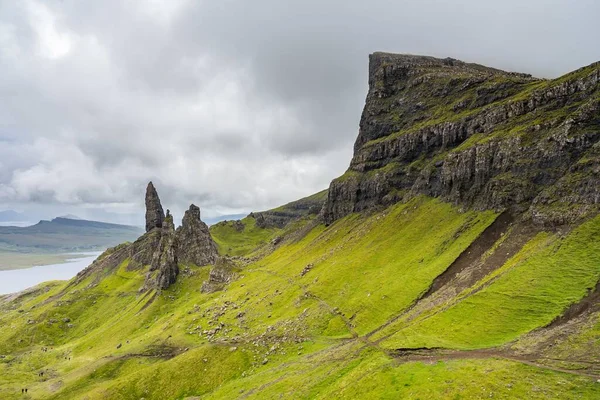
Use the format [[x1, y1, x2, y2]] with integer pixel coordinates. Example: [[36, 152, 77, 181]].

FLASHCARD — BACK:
[[0, 0, 598, 226]]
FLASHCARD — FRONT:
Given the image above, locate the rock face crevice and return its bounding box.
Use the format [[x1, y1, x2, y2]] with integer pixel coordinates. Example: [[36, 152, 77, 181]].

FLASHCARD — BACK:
[[176, 204, 219, 266], [323, 53, 600, 225], [140, 187, 220, 290], [146, 211, 179, 290], [145, 182, 165, 232], [80, 182, 220, 291]]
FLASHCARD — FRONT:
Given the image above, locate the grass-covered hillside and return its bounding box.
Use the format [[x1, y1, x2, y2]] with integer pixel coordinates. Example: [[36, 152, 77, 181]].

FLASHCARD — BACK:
[[0, 195, 598, 399], [209, 189, 328, 257], [0, 53, 598, 399]]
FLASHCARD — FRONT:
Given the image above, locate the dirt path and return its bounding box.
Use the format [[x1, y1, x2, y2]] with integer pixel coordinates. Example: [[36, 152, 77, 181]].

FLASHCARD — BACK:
[[390, 347, 600, 379], [251, 233, 600, 382], [546, 279, 600, 329]]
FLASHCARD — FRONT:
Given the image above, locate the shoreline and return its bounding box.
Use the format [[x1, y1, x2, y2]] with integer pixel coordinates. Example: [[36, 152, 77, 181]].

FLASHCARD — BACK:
[[0, 251, 102, 271]]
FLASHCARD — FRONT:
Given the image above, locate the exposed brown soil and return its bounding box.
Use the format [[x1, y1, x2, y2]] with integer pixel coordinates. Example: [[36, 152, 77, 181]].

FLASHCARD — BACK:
[[114, 344, 184, 361], [424, 211, 515, 296], [367, 212, 539, 339], [506, 295, 600, 373], [136, 290, 158, 313], [546, 279, 600, 329], [390, 347, 600, 379]]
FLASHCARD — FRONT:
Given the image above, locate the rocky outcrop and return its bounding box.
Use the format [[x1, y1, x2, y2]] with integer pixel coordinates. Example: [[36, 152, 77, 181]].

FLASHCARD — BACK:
[[79, 182, 221, 291], [145, 182, 165, 232], [73, 243, 131, 285], [176, 204, 218, 266], [530, 140, 600, 226], [252, 189, 328, 229], [140, 185, 223, 290], [145, 211, 179, 290], [323, 53, 600, 225], [127, 229, 162, 270], [201, 257, 238, 293]]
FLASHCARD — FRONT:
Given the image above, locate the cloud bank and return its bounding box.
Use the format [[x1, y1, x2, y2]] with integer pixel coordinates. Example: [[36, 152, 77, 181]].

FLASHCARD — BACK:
[[0, 0, 598, 224]]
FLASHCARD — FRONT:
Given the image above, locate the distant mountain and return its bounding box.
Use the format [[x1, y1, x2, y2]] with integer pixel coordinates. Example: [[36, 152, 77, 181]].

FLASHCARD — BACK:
[[0, 217, 143, 253], [58, 214, 82, 220], [0, 210, 28, 222]]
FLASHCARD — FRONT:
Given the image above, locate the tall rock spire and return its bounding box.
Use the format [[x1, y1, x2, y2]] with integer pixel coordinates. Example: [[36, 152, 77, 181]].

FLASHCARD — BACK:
[[145, 181, 165, 232], [147, 210, 179, 290]]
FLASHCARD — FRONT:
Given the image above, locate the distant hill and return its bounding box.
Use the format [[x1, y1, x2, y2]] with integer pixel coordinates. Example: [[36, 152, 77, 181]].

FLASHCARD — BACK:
[[0, 217, 143, 253], [203, 213, 248, 226], [0, 210, 29, 222], [58, 214, 82, 220]]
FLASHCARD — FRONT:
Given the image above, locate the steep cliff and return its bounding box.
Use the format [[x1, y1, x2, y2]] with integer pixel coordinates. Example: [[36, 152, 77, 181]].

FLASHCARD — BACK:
[[176, 204, 219, 266], [145, 211, 179, 290], [145, 182, 165, 232], [75, 183, 219, 291], [323, 53, 600, 225], [252, 189, 328, 229]]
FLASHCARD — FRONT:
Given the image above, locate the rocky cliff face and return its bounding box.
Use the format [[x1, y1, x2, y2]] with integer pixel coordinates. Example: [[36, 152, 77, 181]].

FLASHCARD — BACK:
[[145, 182, 165, 232], [77, 182, 220, 291], [252, 189, 328, 229], [323, 52, 600, 225], [176, 204, 219, 266], [141, 189, 220, 289], [146, 211, 179, 290]]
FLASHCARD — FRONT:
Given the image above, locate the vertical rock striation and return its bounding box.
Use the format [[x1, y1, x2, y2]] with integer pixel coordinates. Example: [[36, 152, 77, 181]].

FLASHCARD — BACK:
[[137, 183, 221, 290], [323, 53, 600, 225], [145, 181, 165, 232], [146, 210, 179, 290], [176, 204, 219, 266]]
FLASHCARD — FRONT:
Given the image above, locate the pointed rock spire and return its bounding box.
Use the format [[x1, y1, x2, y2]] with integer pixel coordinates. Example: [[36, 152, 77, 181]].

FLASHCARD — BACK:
[[145, 181, 165, 232], [146, 209, 179, 290], [176, 204, 219, 266]]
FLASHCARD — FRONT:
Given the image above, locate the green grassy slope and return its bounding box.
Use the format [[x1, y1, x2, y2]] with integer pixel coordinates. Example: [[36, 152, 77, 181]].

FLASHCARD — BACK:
[[209, 189, 328, 257], [376, 214, 600, 349], [0, 197, 598, 399], [210, 215, 281, 257]]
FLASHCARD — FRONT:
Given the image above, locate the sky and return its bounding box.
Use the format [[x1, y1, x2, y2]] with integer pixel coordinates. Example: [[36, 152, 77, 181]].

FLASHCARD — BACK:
[[0, 0, 598, 226]]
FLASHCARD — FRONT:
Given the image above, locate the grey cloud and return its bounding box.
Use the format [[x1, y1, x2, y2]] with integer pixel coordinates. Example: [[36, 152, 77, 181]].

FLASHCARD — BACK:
[[0, 0, 598, 224]]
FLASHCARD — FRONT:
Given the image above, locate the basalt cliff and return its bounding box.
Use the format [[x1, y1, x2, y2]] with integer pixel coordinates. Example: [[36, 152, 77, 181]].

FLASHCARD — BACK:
[[323, 53, 600, 226]]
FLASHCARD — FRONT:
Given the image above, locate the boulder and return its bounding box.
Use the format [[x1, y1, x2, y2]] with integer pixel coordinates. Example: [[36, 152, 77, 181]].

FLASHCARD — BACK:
[[201, 257, 238, 293]]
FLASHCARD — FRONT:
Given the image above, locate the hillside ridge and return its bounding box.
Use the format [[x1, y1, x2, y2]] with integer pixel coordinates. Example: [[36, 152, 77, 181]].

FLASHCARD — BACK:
[[0, 54, 598, 399], [323, 53, 600, 225], [0, 217, 142, 254]]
